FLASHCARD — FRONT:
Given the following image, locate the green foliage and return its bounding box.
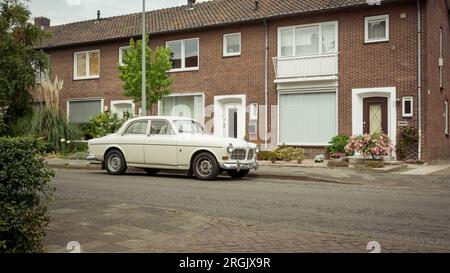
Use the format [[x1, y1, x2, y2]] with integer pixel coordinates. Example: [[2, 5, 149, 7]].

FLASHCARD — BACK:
[[276, 146, 305, 163], [397, 126, 419, 160], [0, 137, 55, 252], [0, 0, 50, 133], [118, 35, 173, 115], [258, 146, 305, 164], [12, 107, 81, 152], [83, 112, 132, 139], [326, 135, 350, 155]]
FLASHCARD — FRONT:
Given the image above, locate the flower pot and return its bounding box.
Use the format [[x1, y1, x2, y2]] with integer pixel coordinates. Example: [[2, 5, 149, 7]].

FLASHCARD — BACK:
[[364, 159, 384, 168]]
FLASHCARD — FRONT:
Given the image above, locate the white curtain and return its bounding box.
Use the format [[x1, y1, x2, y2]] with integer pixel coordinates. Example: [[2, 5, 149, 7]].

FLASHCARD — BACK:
[[279, 92, 336, 145]]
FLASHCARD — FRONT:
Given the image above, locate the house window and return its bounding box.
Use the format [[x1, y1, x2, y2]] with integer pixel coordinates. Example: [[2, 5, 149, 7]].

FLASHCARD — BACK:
[[365, 15, 389, 43], [161, 94, 203, 123], [223, 33, 241, 57], [279, 91, 337, 145], [402, 97, 413, 117], [439, 28, 444, 89], [445, 100, 449, 135], [74, 50, 100, 80], [67, 99, 103, 124], [249, 103, 258, 120], [278, 21, 337, 57], [33, 61, 49, 83], [111, 100, 135, 118], [119, 46, 130, 66], [166, 38, 199, 71]]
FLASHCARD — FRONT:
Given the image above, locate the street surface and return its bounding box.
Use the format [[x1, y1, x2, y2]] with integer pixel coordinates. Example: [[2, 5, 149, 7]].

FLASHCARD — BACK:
[[44, 169, 450, 252]]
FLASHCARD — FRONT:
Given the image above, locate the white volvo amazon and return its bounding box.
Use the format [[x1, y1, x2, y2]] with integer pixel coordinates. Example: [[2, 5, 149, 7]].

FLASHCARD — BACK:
[[87, 116, 259, 180]]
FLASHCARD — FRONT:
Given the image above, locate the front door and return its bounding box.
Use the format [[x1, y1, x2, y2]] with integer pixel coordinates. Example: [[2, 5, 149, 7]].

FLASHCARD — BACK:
[[363, 97, 388, 134], [224, 104, 239, 138]]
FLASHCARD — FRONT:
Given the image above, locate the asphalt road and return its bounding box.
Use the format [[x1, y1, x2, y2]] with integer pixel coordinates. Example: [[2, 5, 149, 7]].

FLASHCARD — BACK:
[[50, 168, 450, 251]]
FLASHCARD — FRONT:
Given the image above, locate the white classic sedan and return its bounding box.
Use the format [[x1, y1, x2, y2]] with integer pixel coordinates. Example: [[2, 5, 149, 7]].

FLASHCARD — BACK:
[[87, 116, 259, 180]]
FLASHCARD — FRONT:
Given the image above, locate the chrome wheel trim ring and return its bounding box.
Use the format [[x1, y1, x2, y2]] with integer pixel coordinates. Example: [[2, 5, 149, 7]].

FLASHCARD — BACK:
[[108, 154, 121, 172], [196, 157, 213, 177]]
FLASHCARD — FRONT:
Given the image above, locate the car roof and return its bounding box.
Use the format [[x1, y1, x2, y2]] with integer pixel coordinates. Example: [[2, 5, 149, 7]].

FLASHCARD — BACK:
[[127, 116, 196, 122]]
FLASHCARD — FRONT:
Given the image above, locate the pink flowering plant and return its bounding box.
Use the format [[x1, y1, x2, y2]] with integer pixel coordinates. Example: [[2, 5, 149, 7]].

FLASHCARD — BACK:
[[345, 133, 392, 159]]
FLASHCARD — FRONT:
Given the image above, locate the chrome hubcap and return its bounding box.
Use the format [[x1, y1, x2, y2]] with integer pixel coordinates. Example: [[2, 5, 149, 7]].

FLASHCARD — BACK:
[[196, 157, 213, 176], [108, 155, 121, 172]]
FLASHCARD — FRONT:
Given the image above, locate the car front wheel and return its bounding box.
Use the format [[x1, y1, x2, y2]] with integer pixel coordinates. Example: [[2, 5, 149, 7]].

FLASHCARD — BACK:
[[227, 170, 250, 178], [192, 152, 220, 180], [105, 150, 127, 175]]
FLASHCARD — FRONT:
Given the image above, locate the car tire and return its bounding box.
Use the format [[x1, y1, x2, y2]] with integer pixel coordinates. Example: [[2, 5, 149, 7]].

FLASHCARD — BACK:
[[227, 170, 250, 179], [192, 152, 220, 180], [105, 150, 127, 175], [144, 168, 160, 175]]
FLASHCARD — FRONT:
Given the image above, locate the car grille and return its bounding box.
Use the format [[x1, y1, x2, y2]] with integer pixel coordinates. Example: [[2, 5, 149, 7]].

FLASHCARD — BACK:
[[230, 149, 247, 160], [247, 149, 254, 160]]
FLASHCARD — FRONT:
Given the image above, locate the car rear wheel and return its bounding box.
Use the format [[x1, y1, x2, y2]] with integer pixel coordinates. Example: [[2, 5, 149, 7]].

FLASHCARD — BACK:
[[144, 168, 160, 175], [227, 170, 250, 178], [105, 150, 127, 175], [192, 152, 220, 180]]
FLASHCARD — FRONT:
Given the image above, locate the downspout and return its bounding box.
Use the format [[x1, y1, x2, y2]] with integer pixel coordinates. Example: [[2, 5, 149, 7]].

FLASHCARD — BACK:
[[417, 0, 422, 160], [264, 19, 269, 150]]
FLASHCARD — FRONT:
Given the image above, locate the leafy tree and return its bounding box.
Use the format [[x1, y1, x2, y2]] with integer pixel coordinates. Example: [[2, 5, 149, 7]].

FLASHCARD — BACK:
[[0, 0, 50, 135], [118, 35, 173, 115]]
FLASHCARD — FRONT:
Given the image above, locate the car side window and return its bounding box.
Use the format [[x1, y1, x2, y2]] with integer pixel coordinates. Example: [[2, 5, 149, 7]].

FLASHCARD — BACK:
[[124, 121, 148, 135], [150, 120, 174, 135]]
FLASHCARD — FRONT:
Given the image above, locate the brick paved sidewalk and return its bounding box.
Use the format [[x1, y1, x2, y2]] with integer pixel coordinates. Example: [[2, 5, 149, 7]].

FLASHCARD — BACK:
[[43, 199, 448, 253]]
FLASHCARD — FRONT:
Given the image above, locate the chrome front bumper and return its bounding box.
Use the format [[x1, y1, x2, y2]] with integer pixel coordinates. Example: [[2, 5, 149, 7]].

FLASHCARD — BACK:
[[219, 161, 259, 171]]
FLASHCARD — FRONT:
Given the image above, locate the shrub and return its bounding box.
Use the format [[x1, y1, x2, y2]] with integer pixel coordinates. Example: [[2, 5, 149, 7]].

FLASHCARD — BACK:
[[345, 133, 392, 160], [83, 112, 132, 139], [396, 126, 419, 160], [0, 137, 55, 253], [257, 151, 271, 161], [326, 135, 350, 155], [275, 146, 305, 163]]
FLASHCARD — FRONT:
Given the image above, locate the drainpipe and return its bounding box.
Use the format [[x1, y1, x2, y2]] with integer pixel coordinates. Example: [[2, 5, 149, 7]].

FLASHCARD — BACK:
[[264, 19, 269, 150], [417, 0, 422, 160]]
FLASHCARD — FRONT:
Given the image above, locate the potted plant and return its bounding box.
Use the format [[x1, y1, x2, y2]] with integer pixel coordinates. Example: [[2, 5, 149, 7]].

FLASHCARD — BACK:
[[345, 133, 392, 168]]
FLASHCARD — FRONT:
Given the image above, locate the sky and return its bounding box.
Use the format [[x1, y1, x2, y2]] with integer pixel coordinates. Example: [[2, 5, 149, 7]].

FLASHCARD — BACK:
[[28, 0, 209, 26]]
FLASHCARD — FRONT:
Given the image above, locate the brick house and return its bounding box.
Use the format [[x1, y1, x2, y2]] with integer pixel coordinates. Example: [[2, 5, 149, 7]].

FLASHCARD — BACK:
[[35, 0, 450, 160]]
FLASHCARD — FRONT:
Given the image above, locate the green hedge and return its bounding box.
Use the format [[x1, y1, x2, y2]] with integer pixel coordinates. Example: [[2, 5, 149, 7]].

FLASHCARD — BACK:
[[0, 137, 55, 253]]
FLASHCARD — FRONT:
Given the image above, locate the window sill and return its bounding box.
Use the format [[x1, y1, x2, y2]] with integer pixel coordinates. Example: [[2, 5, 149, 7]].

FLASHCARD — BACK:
[[402, 115, 413, 119], [73, 76, 100, 81], [168, 67, 199, 73], [364, 38, 389, 44], [223, 53, 241, 58]]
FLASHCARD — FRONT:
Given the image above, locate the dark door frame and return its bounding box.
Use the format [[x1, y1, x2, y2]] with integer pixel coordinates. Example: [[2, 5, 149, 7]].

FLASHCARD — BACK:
[[363, 97, 388, 134]]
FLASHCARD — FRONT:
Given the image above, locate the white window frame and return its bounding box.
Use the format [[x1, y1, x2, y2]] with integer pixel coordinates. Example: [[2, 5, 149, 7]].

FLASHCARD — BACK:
[[365, 15, 390, 44], [277, 89, 339, 146], [166, 38, 199, 72], [119, 46, 130, 66], [66, 98, 104, 122], [249, 103, 258, 120], [277, 21, 338, 57], [402, 96, 413, 118], [73, 50, 100, 80], [110, 99, 135, 117], [157, 92, 205, 124], [445, 100, 449, 135], [223, 33, 241, 57]]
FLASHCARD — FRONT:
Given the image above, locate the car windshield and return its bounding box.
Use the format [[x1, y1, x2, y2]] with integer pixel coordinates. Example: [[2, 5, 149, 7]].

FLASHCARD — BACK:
[[173, 120, 206, 134]]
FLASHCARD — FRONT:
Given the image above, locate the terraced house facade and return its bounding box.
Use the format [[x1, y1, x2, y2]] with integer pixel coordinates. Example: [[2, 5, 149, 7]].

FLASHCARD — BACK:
[[36, 0, 450, 160]]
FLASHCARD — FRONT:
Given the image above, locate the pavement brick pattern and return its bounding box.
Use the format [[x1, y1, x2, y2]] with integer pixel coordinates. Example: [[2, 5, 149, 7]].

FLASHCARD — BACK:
[[43, 200, 448, 253]]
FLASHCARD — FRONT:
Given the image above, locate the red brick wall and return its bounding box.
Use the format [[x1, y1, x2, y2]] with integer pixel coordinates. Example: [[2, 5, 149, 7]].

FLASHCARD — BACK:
[[423, 0, 450, 161], [42, 0, 448, 159]]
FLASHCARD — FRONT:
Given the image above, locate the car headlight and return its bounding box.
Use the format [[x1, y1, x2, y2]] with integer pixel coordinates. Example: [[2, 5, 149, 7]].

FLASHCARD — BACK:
[[227, 143, 234, 153], [255, 147, 260, 154]]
